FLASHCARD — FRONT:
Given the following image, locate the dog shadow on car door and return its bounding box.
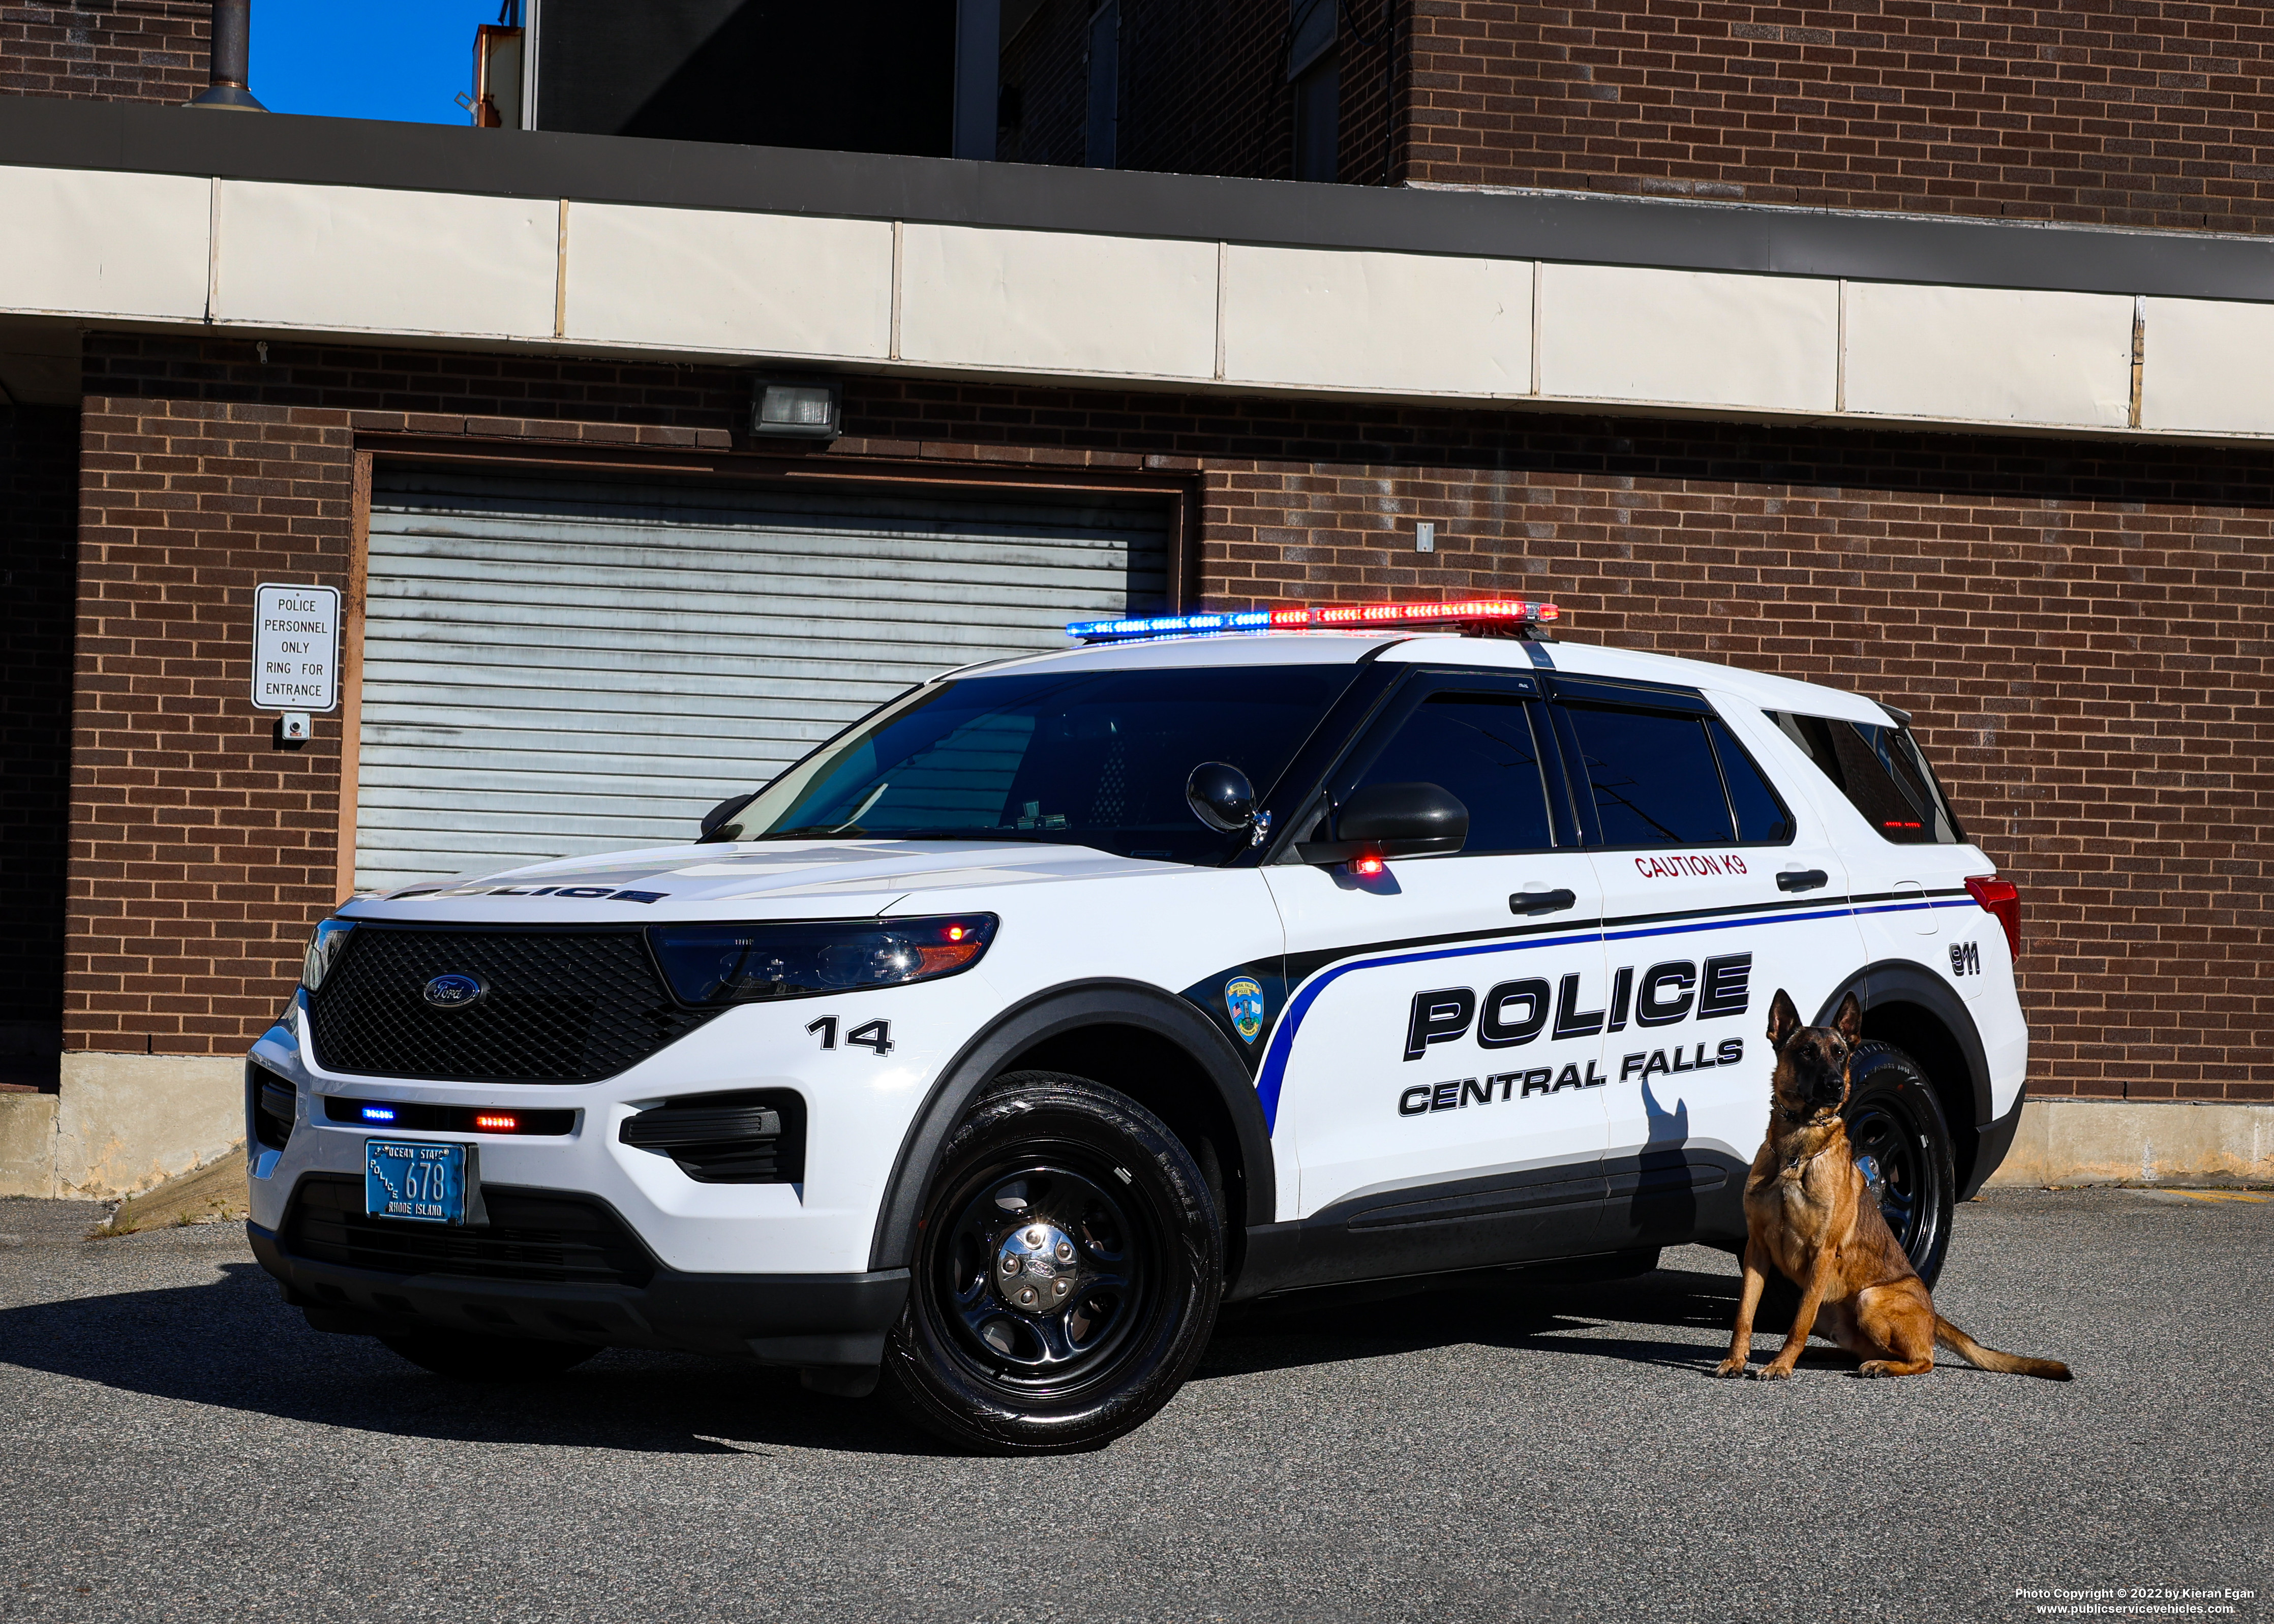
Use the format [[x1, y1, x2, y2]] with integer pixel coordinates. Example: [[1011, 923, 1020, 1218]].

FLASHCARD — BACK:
[[0, 1261, 960, 1457]]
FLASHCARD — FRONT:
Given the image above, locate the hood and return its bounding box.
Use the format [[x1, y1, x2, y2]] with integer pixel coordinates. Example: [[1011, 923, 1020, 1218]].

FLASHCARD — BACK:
[[346, 839, 1185, 922]]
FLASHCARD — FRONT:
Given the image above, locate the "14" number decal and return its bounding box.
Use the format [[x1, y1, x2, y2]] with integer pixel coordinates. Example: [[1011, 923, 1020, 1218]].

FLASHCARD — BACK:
[[806, 1016, 895, 1055]]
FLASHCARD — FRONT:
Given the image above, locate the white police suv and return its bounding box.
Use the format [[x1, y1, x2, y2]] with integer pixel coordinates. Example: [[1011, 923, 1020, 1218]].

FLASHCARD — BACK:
[[247, 599, 2029, 1452]]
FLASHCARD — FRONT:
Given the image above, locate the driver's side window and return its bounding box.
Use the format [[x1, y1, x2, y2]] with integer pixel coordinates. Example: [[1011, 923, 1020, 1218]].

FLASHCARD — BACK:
[[1348, 692, 1557, 855]]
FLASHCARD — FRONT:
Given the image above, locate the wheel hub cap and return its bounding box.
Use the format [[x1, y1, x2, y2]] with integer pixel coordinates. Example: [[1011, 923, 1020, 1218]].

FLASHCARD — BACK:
[[993, 1222, 1079, 1314]]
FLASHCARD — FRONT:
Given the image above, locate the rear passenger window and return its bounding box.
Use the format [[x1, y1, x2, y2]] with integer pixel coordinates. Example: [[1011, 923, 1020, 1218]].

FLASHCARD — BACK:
[[1768, 712, 1965, 845], [1707, 719, 1795, 844], [1350, 693, 1555, 854], [1563, 706, 1735, 846]]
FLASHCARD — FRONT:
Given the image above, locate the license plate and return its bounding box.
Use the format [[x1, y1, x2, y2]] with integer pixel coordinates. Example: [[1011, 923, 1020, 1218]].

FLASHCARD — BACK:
[[365, 1139, 467, 1225]]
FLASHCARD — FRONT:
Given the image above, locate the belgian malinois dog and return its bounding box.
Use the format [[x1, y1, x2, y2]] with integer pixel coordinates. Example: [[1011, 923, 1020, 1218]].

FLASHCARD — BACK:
[[1715, 989, 2071, 1382]]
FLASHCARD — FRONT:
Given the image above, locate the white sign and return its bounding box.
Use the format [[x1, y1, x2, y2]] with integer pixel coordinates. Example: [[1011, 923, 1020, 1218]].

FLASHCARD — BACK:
[[252, 583, 341, 712]]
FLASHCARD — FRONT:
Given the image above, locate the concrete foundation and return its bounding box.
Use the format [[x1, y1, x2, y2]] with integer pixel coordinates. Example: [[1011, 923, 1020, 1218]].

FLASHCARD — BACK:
[[0, 1052, 244, 1199], [1983, 1098, 2274, 1188]]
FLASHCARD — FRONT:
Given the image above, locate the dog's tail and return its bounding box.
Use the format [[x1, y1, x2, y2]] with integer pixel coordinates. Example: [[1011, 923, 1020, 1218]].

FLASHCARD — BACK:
[[1933, 1315, 2072, 1381]]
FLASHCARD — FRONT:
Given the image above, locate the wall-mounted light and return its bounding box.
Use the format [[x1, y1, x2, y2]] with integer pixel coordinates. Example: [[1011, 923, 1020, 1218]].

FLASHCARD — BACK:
[[750, 378, 843, 443]]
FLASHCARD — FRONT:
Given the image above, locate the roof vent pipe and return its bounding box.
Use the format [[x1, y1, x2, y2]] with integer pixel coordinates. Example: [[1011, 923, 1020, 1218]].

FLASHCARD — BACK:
[[189, 0, 265, 110]]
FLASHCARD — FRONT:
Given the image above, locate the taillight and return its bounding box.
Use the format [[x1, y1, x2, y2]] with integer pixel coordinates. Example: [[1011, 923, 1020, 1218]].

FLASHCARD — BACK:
[[1964, 875, 2020, 959]]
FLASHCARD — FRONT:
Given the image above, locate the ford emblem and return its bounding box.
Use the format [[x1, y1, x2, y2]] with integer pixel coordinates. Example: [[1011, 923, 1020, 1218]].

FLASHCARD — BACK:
[[423, 973, 487, 1009]]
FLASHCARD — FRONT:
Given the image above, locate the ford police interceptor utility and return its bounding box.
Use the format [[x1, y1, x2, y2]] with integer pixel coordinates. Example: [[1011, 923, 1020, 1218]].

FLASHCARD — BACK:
[[246, 599, 2029, 1452]]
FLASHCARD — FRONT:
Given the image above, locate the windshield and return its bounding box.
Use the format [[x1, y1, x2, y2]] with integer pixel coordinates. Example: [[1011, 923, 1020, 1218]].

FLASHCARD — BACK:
[[714, 664, 1360, 864]]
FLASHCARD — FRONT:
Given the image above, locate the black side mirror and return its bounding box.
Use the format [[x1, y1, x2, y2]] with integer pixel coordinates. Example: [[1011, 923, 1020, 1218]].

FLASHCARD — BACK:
[[700, 791, 757, 843], [1298, 782, 1469, 865], [1186, 762, 1267, 845]]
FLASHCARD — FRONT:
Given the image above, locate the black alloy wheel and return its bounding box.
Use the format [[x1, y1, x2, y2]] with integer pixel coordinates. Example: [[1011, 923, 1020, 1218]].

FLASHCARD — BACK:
[[882, 1071, 1221, 1454], [377, 1331, 600, 1381], [1841, 1041, 1956, 1287]]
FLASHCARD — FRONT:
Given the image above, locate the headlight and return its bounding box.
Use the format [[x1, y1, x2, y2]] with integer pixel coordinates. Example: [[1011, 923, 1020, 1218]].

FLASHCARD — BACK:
[[649, 915, 996, 1005], [300, 917, 356, 991]]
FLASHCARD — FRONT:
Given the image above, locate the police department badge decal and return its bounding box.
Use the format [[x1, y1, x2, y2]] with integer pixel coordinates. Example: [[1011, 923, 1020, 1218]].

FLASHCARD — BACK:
[[1224, 976, 1266, 1044]]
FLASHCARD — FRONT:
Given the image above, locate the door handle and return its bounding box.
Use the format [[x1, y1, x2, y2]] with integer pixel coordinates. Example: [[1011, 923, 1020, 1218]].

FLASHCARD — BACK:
[[1509, 888, 1578, 915], [1776, 869, 1829, 893]]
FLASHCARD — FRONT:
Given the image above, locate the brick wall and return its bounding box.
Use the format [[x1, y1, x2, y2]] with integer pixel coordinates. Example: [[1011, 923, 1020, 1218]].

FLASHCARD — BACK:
[[67, 337, 2271, 1105], [0, 1, 205, 104], [1404, 0, 2274, 231], [0, 404, 79, 1079]]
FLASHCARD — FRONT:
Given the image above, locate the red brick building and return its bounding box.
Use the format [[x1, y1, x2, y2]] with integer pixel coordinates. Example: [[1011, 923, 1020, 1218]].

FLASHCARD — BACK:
[[0, 2, 2266, 1194]]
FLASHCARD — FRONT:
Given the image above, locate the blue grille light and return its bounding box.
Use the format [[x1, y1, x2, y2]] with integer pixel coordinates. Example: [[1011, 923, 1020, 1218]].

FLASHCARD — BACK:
[[360, 1106, 397, 1123]]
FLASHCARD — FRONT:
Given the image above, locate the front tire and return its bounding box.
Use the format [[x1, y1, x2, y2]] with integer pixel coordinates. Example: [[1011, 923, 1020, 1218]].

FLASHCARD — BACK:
[[881, 1071, 1221, 1454], [1842, 1041, 1956, 1286]]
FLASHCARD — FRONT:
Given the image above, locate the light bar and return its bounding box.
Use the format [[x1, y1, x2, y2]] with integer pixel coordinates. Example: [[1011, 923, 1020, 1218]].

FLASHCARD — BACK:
[[1066, 599, 1560, 643]]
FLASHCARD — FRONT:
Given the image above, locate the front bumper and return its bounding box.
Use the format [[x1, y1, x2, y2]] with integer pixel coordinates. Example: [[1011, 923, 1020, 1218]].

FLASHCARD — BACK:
[[249, 1219, 909, 1366]]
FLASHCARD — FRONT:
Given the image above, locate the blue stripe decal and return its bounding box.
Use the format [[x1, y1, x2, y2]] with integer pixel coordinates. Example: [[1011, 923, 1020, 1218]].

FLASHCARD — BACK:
[[1254, 929, 1599, 1131], [1256, 895, 1981, 1132]]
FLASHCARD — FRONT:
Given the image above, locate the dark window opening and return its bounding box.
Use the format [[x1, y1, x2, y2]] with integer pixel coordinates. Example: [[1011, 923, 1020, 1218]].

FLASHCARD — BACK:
[[1293, 51, 1340, 182], [1768, 713, 1966, 845], [1707, 718, 1796, 845], [1347, 693, 1557, 855], [1564, 704, 1789, 848], [1086, 1, 1120, 168], [1288, 0, 1339, 182], [726, 664, 1361, 865]]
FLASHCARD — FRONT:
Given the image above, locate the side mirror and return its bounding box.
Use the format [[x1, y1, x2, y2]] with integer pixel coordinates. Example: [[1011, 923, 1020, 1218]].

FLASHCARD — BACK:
[[1186, 762, 1269, 845], [700, 791, 756, 843], [1298, 782, 1469, 865]]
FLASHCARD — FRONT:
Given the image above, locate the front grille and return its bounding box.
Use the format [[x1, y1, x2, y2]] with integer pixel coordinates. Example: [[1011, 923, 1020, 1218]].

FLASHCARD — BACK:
[[308, 926, 721, 1084], [282, 1174, 654, 1288]]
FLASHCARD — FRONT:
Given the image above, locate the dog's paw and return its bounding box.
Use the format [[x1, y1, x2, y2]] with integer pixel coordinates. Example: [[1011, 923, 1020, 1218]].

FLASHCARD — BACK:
[[1857, 1361, 1896, 1378], [1753, 1363, 1795, 1382], [1711, 1358, 1749, 1379]]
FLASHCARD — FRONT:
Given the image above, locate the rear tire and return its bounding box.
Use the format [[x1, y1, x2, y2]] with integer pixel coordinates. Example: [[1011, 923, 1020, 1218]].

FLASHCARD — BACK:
[[881, 1071, 1221, 1454], [1842, 1041, 1956, 1286], [378, 1331, 599, 1381]]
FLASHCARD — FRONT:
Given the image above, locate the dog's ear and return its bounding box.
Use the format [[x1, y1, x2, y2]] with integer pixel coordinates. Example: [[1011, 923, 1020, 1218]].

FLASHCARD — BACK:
[[1833, 991, 1863, 1047], [1767, 989, 1801, 1051]]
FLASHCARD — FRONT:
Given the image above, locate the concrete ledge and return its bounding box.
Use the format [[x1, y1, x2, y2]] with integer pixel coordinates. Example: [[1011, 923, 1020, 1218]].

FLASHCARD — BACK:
[[1984, 1099, 2274, 1188], [0, 1091, 59, 1196], [0, 1052, 245, 1199]]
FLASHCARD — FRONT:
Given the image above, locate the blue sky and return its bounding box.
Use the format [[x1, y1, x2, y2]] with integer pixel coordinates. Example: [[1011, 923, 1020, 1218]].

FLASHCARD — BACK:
[[251, 1, 507, 125]]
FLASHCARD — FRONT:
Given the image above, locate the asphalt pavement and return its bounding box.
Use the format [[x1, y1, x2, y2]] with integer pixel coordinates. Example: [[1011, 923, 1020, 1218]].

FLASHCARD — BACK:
[[1, 1186, 2267, 1623]]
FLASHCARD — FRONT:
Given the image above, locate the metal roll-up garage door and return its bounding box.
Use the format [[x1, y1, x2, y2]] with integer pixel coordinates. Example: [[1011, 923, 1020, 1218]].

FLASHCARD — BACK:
[[354, 471, 1171, 892]]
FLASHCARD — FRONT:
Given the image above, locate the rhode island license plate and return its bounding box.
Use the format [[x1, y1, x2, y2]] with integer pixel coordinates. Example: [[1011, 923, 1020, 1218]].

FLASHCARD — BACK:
[[365, 1139, 467, 1225]]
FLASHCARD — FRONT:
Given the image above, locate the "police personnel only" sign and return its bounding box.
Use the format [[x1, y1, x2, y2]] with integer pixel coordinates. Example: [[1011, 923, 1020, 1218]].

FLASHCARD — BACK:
[[251, 583, 341, 712]]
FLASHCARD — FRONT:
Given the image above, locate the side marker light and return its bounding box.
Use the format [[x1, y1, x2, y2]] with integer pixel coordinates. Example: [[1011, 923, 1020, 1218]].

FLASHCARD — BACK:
[[1349, 854, 1387, 877]]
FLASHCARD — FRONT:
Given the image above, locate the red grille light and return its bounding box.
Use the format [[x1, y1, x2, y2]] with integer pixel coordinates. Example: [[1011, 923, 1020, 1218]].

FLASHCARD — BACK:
[[1964, 875, 2021, 959]]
